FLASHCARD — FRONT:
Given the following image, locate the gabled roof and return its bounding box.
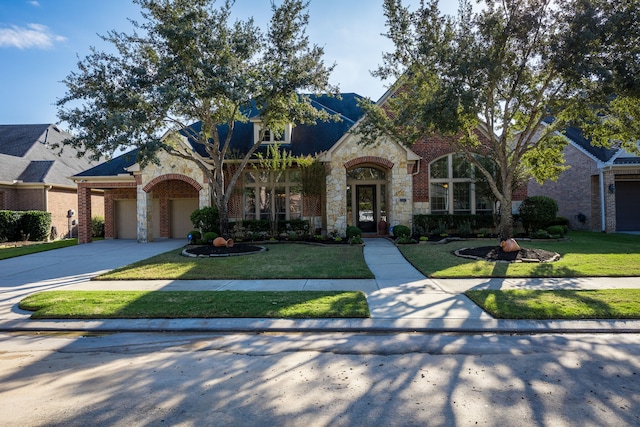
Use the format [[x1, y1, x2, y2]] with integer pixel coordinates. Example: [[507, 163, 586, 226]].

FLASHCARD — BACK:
[[74, 149, 140, 178], [77, 93, 366, 178], [0, 124, 102, 187], [542, 117, 639, 165], [184, 93, 365, 158]]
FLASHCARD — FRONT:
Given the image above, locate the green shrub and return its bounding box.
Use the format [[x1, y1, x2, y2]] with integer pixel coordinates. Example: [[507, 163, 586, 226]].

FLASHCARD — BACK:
[[547, 216, 570, 228], [457, 220, 473, 237], [519, 196, 558, 234], [0, 210, 21, 241], [92, 216, 105, 238], [414, 214, 495, 234], [392, 224, 411, 238], [546, 225, 566, 237], [202, 231, 218, 243], [188, 230, 201, 243], [532, 229, 550, 239], [190, 206, 220, 234], [346, 225, 362, 239], [19, 211, 51, 241], [348, 236, 363, 245]]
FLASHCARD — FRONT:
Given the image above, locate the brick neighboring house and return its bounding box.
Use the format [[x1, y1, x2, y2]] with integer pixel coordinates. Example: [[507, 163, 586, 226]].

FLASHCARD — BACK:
[[73, 93, 528, 244], [0, 124, 104, 239], [528, 123, 640, 232]]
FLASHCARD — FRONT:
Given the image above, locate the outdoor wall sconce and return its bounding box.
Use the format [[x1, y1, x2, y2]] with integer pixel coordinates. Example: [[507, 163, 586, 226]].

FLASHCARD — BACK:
[[608, 183, 616, 194]]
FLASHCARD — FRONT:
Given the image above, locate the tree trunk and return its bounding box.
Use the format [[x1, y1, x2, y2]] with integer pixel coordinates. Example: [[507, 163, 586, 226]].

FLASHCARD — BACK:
[[218, 203, 230, 238], [497, 195, 514, 240]]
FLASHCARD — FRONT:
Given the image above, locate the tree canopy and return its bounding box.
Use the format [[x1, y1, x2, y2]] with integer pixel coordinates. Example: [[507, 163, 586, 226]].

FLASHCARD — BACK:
[[358, 0, 640, 238], [57, 0, 338, 235]]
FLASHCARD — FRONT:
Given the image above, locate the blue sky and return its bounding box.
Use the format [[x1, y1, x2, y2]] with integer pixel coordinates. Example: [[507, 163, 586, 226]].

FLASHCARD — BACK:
[[0, 0, 458, 125]]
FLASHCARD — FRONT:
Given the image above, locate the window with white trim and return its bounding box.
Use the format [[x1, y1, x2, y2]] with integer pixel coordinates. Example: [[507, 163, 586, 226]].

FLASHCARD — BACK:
[[243, 169, 302, 220], [254, 123, 292, 144], [429, 154, 495, 215]]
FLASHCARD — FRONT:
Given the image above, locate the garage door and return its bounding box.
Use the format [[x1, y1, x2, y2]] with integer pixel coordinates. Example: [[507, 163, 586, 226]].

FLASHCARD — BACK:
[[616, 181, 640, 231], [170, 199, 199, 238], [115, 199, 137, 239]]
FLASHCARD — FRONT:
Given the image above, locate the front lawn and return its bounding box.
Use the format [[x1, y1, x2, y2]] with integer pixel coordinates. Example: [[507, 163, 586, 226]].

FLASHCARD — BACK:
[[98, 243, 374, 280], [19, 290, 370, 319], [0, 239, 78, 260], [466, 289, 640, 319], [398, 231, 640, 278]]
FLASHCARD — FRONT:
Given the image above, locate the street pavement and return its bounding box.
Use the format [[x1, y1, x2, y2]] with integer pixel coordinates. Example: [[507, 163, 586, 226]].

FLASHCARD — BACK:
[[1, 238, 639, 333]]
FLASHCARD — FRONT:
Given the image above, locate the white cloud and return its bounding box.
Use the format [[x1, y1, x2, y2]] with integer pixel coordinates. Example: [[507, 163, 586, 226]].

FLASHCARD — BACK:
[[29, 1, 41, 6], [0, 23, 66, 49]]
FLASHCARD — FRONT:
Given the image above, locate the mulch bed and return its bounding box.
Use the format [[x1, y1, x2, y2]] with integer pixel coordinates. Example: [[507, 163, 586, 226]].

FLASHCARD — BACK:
[[455, 246, 561, 263], [182, 244, 266, 257]]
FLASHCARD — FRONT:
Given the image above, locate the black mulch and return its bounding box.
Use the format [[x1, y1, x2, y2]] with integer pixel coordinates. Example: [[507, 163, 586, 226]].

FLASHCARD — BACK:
[[183, 244, 266, 257], [455, 246, 561, 263]]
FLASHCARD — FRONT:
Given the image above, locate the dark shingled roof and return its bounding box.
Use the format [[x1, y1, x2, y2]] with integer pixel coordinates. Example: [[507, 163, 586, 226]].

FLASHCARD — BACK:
[[74, 149, 140, 177], [543, 117, 619, 162], [0, 124, 102, 186], [78, 93, 365, 178]]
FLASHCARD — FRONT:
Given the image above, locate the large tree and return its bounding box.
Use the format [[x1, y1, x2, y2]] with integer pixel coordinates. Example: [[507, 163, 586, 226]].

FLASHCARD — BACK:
[[358, 0, 640, 239], [57, 0, 337, 236]]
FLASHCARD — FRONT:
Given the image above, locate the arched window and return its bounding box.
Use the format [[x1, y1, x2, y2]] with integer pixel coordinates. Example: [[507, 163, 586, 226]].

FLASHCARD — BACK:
[[429, 154, 494, 215]]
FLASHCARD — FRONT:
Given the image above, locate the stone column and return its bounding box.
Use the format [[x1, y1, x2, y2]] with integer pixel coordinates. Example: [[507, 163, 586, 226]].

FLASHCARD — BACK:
[[603, 169, 616, 233], [137, 187, 153, 242]]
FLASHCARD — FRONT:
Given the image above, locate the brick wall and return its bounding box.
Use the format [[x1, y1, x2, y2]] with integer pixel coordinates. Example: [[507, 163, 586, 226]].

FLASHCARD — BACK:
[[410, 132, 526, 208], [16, 188, 46, 210], [528, 144, 600, 230], [48, 188, 79, 239]]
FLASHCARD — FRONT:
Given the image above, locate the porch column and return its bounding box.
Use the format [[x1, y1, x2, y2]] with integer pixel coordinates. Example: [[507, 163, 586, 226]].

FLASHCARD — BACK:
[[603, 169, 616, 233], [137, 187, 153, 242], [77, 184, 92, 244]]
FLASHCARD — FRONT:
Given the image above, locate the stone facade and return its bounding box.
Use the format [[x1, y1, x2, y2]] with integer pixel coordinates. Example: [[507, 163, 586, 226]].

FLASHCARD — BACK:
[[323, 133, 417, 235], [135, 151, 209, 242]]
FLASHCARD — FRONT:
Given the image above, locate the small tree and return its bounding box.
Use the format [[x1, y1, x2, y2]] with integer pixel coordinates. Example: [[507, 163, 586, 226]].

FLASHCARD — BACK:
[[254, 143, 296, 237]]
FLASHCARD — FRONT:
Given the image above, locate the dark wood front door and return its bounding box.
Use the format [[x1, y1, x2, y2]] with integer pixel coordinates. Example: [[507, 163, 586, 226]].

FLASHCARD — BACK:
[[356, 185, 376, 232]]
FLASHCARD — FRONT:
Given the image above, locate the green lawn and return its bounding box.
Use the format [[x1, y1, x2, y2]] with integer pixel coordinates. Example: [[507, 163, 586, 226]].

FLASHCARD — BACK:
[[398, 231, 640, 278], [98, 243, 374, 280], [466, 289, 640, 319], [19, 290, 370, 319], [0, 239, 78, 260]]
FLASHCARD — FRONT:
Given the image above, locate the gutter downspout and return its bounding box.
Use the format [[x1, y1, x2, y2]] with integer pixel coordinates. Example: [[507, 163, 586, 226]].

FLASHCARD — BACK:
[[599, 168, 606, 232]]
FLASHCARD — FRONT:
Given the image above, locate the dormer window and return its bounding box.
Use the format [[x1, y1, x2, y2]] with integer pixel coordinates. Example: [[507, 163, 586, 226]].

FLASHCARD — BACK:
[[254, 123, 292, 144]]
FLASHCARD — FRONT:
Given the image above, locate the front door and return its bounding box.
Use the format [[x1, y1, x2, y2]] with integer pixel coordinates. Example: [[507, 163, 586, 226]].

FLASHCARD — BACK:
[[356, 185, 376, 232]]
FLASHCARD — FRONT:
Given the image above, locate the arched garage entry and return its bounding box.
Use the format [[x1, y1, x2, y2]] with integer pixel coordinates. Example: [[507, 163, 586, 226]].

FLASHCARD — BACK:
[[144, 175, 202, 239]]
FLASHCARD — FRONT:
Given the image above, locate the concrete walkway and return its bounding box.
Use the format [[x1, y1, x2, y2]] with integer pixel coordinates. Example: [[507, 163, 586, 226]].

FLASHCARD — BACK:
[[1, 238, 640, 333]]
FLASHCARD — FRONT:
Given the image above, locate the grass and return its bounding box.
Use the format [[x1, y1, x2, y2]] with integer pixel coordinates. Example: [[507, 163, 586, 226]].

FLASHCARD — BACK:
[[98, 243, 374, 280], [19, 290, 370, 319], [0, 239, 78, 260], [398, 231, 640, 278], [466, 289, 640, 319]]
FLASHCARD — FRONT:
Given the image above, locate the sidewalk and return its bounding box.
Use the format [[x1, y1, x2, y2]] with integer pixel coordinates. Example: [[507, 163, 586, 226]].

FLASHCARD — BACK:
[[1, 238, 639, 333]]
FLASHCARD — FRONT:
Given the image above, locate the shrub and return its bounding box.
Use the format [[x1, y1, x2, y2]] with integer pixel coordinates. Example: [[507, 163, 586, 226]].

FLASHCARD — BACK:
[[0, 210, 21, 241], [532, 229, 550, 239], [346, 225, 362, 239], [92, 216, 105, 238], [547, 216, 570, 228], [519, 196, 558, 234], [392, 224, 411, 238], [188, 230, 201, 243], [546, 225, 566, 237], [190, 206, 220, 234], [348, 236, 363, 245], [19, 211, 51, 241], [202, 231, 218, 243], [457, 220, 473, 237]]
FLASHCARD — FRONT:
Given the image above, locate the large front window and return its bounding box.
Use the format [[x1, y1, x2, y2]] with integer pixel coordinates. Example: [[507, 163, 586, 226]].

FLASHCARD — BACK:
[[429, 154, 494, 215], [243, 169, 301, 220]]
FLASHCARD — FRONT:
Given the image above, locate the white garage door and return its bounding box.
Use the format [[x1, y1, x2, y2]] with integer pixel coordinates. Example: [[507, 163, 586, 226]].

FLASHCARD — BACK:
[[115, 199, 137, 239], [170, 199, 199, 238]]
